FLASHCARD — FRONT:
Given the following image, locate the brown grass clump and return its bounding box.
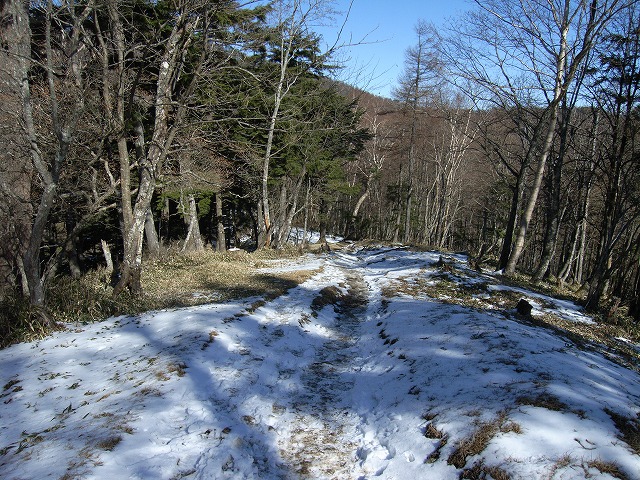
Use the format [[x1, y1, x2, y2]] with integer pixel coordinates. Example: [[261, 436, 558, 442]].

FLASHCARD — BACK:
[[96, 435, 122, 451], [167, 362, 187, 377], [310, 286, 343, 315], [424, 422, 445, 439], [516, 392, 568, 412], [499, 421, 522, 435], [447, 412, 513, 469], [546, 453, 573, 478], [448, 423, 500, 469], [605, 409, 640, 455], [460, 461, 511, 480], [425, 436, 449, 464], [422, 412, 450, 464], [587, 459, 630, 480]]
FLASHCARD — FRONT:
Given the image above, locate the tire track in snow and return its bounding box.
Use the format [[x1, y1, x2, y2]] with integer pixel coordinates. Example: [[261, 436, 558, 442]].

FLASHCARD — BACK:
[[279, 259, 369, 479]]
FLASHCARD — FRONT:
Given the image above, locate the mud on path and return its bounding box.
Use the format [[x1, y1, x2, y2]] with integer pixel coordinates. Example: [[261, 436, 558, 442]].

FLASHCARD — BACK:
[[278, 265, 370, 479]]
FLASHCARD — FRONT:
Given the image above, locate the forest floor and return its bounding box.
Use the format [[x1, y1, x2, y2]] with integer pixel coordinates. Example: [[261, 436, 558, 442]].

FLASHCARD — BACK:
[[1, 246, 639, 479]]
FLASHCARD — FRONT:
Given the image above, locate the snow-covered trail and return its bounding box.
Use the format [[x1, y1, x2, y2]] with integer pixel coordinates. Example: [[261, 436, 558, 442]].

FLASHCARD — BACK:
[[1, 247, 639, 480], [276, 255, 369, 478]]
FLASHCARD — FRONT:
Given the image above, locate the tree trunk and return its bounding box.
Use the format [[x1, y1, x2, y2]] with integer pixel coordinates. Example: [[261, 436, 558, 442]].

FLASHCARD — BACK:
[[629, 268, 640, 322], [557, 222, 579, 286], [346, 179, 371, 240], [215, 192, 226, 252], [101, 239, 114, 276], [393, 168, 403, 243], [273, 166, 306, 249], [505, 95, 565, 275], [0, 0, 33, 294], [182, 194, 204, 252], [318, 199, 330, 250], [533, 154, 563, 282], [65, 210, 82, 278], [260, 57, 287, 248], [20, 1, 90, 313], [403, 183, 413, 244], [302, 178, 311, 247], [145, 208, 160, 257], [272, 182, 288, 247]]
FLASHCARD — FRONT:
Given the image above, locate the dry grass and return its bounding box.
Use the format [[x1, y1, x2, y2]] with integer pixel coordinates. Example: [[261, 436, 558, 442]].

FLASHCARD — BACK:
[[605, 408, 640, 455], [500, 421, 522, 435], [167, 362, 188, 377], [96, 435, 122, 451], [0, 297, 62, 348], [311, 286, 343, 315], [587, 459, 630, 480], [448, 423, 500, 469], [1, 247, 312, 348], [546, 453, 573, 478], [460, 461, 511, 480], [421, 415, 448, 464], [141, 247, 312, 307], [447, 412, 514, 469], [424, 422, 445, 439], [516, 392, 568, 412]]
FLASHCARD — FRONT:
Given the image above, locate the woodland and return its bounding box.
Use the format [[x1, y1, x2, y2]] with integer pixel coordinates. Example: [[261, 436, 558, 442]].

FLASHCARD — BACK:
[[0, 0, 639, 334]]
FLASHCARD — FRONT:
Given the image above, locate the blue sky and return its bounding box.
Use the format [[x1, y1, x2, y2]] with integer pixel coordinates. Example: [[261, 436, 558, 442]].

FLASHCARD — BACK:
[[316, 0, 471, 98]]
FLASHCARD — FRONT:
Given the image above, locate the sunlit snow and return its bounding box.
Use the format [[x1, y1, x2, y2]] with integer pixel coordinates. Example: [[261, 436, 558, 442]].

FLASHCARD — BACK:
[[1, 247, 638, 479]]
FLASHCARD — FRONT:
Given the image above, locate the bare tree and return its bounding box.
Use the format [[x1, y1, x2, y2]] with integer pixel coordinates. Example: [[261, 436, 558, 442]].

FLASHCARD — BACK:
[[345, 109, 393, 240], [1, 0, 95, 312], [0, 0, 33, 295], [429, 99, 477, 249], [393, 21, 441, 243], [445, 0, 625, 275], [256, 0, 355, 247]]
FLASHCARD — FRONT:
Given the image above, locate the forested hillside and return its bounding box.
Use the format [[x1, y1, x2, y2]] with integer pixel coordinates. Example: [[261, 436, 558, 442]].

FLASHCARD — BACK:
[[0, 0, 639, 335]]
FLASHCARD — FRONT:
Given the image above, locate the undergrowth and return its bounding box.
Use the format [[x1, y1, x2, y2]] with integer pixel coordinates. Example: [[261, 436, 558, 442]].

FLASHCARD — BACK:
[[0, 246, 306, 348], [0, 296, 60, 348]]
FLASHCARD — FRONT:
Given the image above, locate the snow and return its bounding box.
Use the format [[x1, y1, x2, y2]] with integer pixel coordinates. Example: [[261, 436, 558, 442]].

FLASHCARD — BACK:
[[1, 248, 639, 479], [286, 227, 344, 245]]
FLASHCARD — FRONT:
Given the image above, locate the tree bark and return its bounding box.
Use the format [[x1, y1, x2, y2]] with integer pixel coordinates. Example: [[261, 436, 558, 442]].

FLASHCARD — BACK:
[[0, 0, 33, 293], [346, 179, 371, 240], [101, 240, 114, 276], [497, 183, 521, 271], [215, 192, 226, 252], [20, 1, 91, 311], [182, 194, 204, 252], [145, 208, 160, 257]]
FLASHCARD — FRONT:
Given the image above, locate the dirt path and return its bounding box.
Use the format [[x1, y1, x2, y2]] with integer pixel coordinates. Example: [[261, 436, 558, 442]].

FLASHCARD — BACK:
[[278, 263, 370, 479]]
